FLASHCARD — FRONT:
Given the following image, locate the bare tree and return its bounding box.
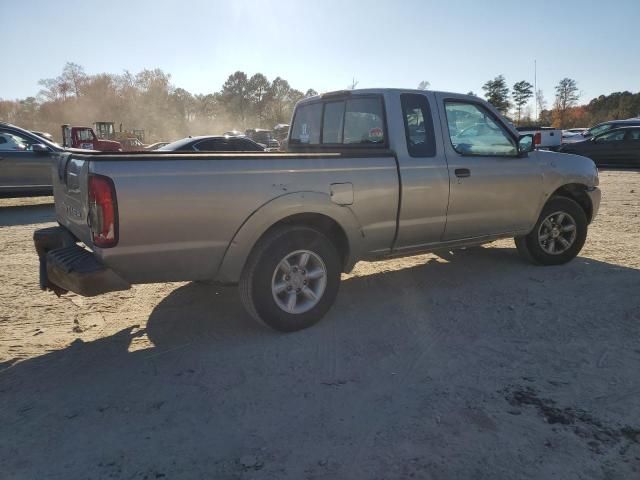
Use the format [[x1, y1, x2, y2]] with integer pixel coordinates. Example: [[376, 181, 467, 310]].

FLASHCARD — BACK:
[[417, 80, 430, 90], [554, 78, 580, 128]]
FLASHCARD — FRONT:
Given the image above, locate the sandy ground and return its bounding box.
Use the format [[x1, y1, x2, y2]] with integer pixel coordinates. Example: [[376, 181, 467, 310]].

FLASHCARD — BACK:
[[1, 170, 639, 479]]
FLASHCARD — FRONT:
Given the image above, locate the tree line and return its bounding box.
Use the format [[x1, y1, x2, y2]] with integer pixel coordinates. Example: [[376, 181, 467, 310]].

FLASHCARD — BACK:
[[481, 74, 640, 128], [0, 63, 317, 142], [1, 63, 639, 142]]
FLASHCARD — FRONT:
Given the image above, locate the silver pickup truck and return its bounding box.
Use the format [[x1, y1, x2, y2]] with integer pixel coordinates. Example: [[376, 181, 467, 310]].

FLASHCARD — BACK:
[[34, 89, 600, 332]]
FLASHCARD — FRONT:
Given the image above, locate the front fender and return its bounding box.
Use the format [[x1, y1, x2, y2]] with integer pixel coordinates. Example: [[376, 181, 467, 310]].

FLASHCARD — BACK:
[[537, 150, 599, 192], [215, 191, 364, 284], [532, 150, 600, 224]]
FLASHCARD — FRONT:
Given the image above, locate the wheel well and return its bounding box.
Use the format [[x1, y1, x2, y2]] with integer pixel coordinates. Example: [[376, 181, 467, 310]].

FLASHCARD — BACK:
[[264, 213, 350, 271], [551, 184, 593, 223]]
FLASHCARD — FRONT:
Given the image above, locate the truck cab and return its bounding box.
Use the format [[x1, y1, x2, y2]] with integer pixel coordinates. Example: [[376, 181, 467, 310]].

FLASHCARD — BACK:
[[61, 125, 122, 151]]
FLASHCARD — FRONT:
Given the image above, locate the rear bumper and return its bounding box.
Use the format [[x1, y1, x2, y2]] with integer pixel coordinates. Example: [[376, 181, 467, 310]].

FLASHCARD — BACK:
[[34, 226, 130, 297]]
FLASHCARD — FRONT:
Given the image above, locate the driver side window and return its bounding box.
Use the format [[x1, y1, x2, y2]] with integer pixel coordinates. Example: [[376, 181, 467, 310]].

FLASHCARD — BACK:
[[0, 130, 33, 151], [445, 101, 516, 156]]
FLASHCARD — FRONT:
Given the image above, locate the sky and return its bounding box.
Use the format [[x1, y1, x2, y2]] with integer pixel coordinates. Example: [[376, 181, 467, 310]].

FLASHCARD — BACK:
[[2, 0, 639, 107]]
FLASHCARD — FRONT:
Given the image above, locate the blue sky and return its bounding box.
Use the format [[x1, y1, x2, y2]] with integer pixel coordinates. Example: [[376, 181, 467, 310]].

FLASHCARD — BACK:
[[2, 0, 639, 106]]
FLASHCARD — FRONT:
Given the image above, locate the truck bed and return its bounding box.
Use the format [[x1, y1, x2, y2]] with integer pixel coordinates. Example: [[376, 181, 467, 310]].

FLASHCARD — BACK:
[[52, 150, 400, 284]]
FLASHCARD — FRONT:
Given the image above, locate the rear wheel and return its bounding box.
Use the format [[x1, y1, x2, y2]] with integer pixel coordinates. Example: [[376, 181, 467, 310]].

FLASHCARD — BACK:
[[239, 226, 341, 332], [515, 196, 588, 265]]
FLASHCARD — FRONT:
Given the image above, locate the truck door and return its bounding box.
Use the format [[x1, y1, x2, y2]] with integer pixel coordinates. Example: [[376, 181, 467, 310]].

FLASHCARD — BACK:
[[392, 92, 450, 251], [0, 128, 52, 188], [434, 94, 543, 240]]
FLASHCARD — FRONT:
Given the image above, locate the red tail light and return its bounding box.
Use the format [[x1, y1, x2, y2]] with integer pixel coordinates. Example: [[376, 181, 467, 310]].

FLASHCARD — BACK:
[[88, 174, 118, 248], [533, 132, 542, 145]]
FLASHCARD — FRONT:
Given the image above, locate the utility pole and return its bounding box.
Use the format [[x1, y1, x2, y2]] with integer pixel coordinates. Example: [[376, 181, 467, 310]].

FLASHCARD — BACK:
[[534, 59, 538, 122]]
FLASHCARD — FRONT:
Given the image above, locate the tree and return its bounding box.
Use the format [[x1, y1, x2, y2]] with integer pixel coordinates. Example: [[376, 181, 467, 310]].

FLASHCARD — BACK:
[[512, 80, 534, 125], [305, 89, 318, 97], [4, 63, 327, 142], [482, 75, 510, 115], [61, 62, 87, 97], [467, 91, 477, 97], [220, 71, 250, 127], [247, 73, 271, 127], [553, 78, 580, 128], [417, 81, 430, 90], [348, 78, 359, 90]]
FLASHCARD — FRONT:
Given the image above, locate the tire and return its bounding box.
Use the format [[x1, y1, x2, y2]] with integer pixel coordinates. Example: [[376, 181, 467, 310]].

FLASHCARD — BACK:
[[515, 196, 588, 266], [239, 225, 341, 332]]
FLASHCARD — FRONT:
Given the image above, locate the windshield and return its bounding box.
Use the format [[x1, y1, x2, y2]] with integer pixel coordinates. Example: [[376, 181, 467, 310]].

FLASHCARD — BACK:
[[588, 124, 614, 137]]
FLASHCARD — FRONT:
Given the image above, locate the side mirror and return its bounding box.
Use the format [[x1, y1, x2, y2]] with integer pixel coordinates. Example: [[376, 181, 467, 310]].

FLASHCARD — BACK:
[[31, 143, 50, 154], [517, 134, 534, 156]]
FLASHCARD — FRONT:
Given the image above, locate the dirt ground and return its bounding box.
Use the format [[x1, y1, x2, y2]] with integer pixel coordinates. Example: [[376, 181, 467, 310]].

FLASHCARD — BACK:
[[1, 170, 639, 479]]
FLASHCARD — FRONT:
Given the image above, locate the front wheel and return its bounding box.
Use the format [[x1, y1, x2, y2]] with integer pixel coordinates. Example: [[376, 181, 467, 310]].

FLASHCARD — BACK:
[[239, 226, 341, 332], [515, 196, 588, 266]]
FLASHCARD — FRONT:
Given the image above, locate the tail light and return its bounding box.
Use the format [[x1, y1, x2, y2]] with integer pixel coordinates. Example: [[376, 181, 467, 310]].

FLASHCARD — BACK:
[[88, 174, 118, 248], [533, 132, 542, 145]]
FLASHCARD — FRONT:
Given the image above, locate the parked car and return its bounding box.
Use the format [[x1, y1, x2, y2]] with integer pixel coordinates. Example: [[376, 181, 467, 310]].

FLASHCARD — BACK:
[[273, 124, 290, 142], [158, 135, 265, 152], [34, 88, 600, 332], [144, 142, 170, 151], [245, 128, 280, 149], [563, 119, 640, 144], [558, 126, 640, 167], [0, 122, 63, 197], [119, 137, 146, 151], [562, 128, 589, 142], [223, 130, 244, 137]]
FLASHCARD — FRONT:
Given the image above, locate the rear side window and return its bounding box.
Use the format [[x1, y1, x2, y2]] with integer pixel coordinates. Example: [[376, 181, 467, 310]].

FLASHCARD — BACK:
[[401, 93, 436, 157], [291, 96, 386, 147], [194, 139, 230, 151], [235, 138, 264, 151]]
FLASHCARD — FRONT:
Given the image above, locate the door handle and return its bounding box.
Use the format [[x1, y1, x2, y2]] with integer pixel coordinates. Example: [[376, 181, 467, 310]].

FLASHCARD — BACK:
[[455, 168, 471, 178]]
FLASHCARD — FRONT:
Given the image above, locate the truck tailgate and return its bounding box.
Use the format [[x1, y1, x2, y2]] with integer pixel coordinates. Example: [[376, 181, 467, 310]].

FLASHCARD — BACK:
[[52, 152, 93, 246]]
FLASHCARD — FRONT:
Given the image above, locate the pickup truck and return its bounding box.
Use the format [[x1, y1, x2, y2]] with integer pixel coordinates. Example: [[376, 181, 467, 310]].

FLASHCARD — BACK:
[[34, 89, 601, 332], [515, 126, 562, 150]]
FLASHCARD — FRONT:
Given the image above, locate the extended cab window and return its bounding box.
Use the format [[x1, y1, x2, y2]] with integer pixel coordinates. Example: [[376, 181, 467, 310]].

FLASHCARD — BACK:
[[291, 96, 386, 147], [445, 101, 516, 156], [401, 93, 436, 157], [343, 98, 385, 145]]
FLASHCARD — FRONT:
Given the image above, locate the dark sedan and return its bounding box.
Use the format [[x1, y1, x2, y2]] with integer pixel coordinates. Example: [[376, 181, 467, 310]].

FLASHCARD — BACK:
[[559, 126, 640, 168], [1, 122, 63, 197], [158, 135, 265, 152]]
